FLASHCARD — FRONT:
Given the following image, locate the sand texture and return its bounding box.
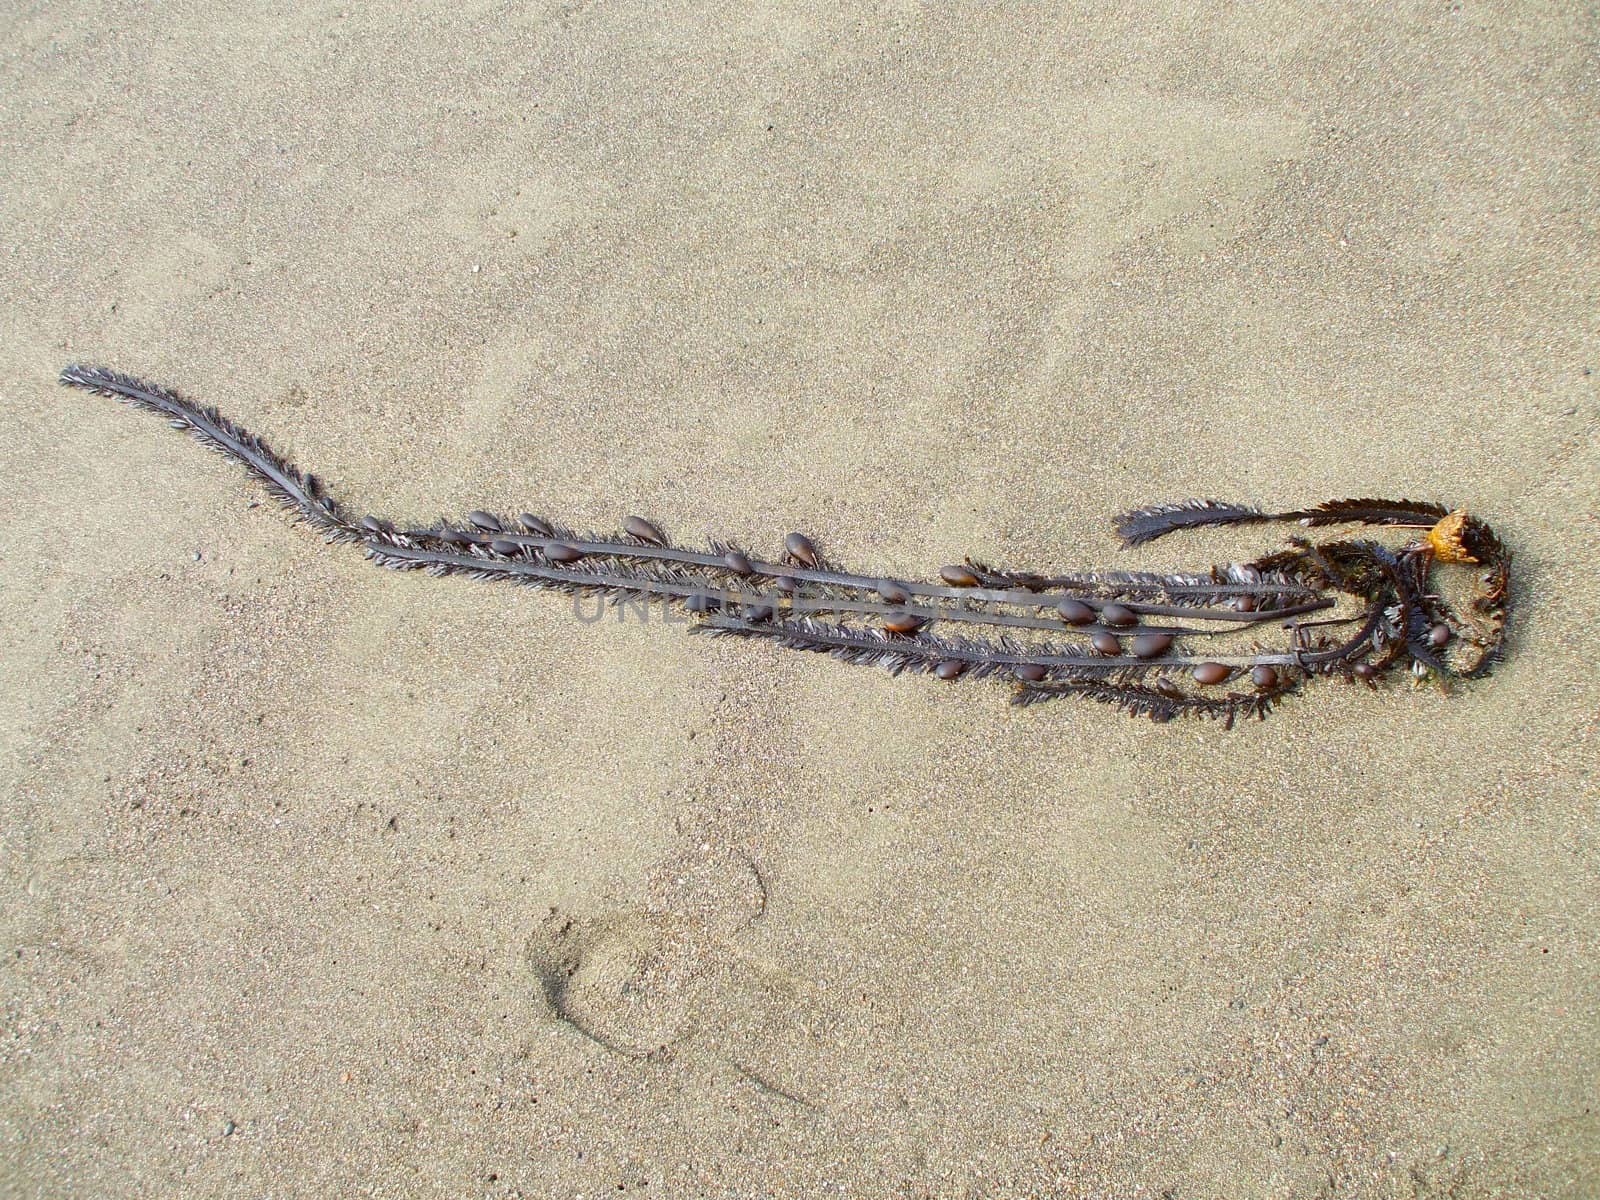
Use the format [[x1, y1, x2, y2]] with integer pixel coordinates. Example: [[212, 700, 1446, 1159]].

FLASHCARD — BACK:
[[2, 3, 1598, 1197]]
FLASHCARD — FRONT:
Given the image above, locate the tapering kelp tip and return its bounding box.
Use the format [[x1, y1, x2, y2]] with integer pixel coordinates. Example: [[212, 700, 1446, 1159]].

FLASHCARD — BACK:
[[57, 361, 161, 404], [59, 363, 105, 388]]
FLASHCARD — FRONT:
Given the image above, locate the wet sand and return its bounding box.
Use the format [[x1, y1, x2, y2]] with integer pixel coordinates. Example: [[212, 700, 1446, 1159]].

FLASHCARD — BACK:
[[2, 4, 1597, 1196]]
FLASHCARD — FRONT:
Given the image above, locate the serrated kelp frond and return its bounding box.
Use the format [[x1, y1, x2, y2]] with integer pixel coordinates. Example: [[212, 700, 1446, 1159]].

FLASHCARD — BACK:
[[1453, 518, 1511, 679], [693, 615, 952, 677], [1028, 567, 1321, 605], [1285, 498, 1450, 528], [1113, 499, 1269, 547], [1013, 678, 1295, 726], [1011, 680, 1185, 721]]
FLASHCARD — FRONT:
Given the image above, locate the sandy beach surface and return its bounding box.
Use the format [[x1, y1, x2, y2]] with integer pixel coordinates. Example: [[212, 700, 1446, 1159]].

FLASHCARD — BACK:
[[2, 4, 1597, 1197]]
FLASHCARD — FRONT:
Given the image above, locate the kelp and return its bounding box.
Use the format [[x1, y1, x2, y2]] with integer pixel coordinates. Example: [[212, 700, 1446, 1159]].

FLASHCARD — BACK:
[[60, 365, 1512, 723]]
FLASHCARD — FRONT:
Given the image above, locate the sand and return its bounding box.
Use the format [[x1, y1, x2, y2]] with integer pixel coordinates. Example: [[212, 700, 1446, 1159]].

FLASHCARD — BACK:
[[2, 4, 1597, 1197]]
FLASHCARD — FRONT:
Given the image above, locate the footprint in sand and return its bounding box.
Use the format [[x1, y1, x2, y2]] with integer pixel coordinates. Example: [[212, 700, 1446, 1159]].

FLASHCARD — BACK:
[[526, 907, 720, 1059], [525, 906, 842, 1107]]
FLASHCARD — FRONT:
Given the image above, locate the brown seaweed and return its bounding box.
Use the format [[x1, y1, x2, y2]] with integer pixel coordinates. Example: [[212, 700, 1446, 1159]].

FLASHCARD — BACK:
[[59, 365, 1513, 724]]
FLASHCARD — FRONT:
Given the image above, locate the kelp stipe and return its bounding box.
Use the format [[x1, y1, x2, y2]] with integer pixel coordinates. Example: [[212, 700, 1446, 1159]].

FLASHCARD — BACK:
[[60, 365, 1512, 724]]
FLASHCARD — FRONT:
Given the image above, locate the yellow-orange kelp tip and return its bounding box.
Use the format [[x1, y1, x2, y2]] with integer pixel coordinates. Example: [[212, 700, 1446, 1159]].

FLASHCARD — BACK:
[[1427, 509, 1480, 564]]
